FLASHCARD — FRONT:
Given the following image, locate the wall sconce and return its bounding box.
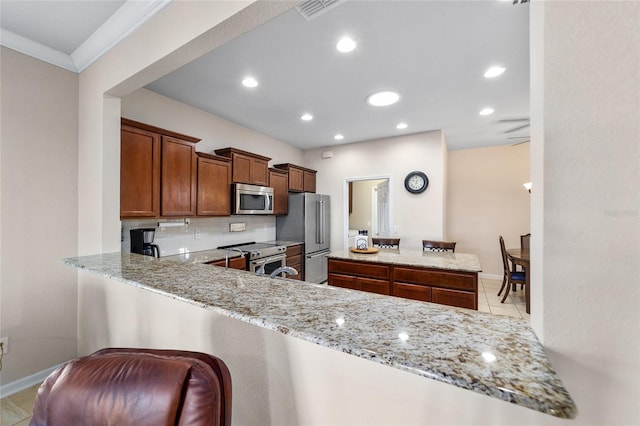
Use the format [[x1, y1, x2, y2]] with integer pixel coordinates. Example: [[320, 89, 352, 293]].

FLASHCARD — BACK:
[[523, 182, 532, 193]]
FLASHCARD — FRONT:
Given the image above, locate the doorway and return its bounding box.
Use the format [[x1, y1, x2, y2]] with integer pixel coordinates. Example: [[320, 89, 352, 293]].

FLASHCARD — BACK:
[[343, 176, 393, 248]]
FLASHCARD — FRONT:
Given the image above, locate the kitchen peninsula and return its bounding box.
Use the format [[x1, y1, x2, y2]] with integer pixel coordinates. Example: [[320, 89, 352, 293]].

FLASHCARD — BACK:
[[64, 252, 575, 422], [328, 249, 481, 309]]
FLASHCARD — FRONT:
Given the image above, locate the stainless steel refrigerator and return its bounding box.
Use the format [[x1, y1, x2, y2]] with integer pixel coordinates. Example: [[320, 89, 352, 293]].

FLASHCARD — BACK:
[[276, 193, 330, 283]]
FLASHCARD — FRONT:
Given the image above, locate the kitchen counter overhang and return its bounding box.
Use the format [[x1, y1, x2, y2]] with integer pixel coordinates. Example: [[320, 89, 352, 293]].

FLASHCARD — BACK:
[[63, 252, 576, 419]]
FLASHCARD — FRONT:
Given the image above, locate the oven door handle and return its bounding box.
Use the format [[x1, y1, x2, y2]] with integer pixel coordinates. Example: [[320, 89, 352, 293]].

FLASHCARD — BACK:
[[251, 254, 286, 266]]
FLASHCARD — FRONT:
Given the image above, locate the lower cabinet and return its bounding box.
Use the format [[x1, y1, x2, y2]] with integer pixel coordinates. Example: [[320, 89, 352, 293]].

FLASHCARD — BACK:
[[328, 258, 477, 310], [285, 244, 304, 281], [207, 257, 247, 270]]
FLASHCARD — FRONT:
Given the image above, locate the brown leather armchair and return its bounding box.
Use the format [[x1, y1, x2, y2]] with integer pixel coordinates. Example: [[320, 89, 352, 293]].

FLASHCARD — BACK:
[[30, 348, 232, 426]]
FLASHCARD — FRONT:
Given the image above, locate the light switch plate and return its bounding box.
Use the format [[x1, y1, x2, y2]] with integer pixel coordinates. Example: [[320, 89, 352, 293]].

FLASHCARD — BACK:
[[230, 222, 246, 232]]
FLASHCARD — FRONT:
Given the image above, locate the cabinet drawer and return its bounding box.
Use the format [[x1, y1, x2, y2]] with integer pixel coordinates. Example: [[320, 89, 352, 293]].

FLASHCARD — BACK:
[[358, 277, 390, 295], [207, 256, 246, 270], [393, 282, 432, 302], [431, 288, 476, 310], [328, 273, 357, 290], [394, 267, 476, 291], [286, 254, 302, 268], [328, 259, 389, 280], [286, 244, 303, 256]]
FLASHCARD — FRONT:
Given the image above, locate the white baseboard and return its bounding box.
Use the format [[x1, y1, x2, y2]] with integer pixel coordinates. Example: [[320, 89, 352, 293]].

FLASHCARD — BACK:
[[479, 273, 502, 281], [0, 363, 65, 398]]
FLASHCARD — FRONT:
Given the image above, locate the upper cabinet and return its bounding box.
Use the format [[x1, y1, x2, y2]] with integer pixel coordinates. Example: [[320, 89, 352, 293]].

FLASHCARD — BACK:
[[214, 148, 270, 186], [273, 163, 317, 193], [268, 167, 288, 215], [197, 153, 232, 216], [120, 118, 200, 219]]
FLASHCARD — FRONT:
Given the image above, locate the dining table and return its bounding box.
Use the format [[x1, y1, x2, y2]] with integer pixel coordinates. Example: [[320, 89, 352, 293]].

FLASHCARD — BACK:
[[507, 248, 530, 314]]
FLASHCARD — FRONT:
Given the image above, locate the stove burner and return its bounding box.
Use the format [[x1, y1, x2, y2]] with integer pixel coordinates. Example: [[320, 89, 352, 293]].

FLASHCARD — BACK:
[[218, 242, 286, 260]]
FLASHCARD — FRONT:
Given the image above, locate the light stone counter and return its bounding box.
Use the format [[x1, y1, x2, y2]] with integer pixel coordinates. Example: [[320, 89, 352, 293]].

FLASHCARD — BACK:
[[328, 248, 482, 272], [63, 251, 575, 419]]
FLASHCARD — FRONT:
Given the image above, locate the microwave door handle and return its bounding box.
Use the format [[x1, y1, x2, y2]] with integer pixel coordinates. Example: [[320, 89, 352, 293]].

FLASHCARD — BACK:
[[267, 194, 273, 212]]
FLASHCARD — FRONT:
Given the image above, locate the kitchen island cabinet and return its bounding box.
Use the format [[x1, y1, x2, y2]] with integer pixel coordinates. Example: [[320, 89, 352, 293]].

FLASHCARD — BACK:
[[328, 249, 481, 310]]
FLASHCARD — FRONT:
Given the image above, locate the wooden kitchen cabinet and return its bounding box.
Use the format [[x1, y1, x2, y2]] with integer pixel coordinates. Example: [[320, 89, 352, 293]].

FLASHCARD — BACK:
[[197, 153, 232, 216], [214, 147, 270, 186], [161, 136, 197, 216], [285, 243, 304, 281], [120, 118, 200, 219], [207, 257, 246, 270], [120, 124, 160, 217], [328, 259, 391, 295], [328, 258, 478, 310], [273, 163, 317, 193], [269, 168, 288, 215]]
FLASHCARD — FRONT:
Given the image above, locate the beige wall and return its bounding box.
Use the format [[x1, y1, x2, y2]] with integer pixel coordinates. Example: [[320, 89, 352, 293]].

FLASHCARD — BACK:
[[0, 47, 79, 384], [122, 88, 303, 164], [447, 143, 530, 276], [304, 131, 447, 251], [530, 2, 639, 424]]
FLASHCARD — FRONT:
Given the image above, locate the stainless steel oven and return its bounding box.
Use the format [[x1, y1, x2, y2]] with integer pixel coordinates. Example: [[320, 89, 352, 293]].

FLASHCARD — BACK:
[[248, 253, 286, 277], [218, 242, 287, 277]]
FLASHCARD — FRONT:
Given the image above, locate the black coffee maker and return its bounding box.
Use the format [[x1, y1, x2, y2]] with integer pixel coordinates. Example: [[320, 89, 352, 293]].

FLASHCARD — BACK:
[[130, 228, 160, 258]]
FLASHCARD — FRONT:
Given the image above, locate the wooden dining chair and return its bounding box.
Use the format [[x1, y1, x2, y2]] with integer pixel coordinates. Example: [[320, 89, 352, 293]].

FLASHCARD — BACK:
[[497, 236, 527, 303], [515, 233, 531, 274], [422, 240, 456, 252], [372, 238, 400, 249]]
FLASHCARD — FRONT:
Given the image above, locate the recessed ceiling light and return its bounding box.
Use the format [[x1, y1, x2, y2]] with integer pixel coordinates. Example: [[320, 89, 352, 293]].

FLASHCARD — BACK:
[[301, 113, 313, 121], [396, 122, 408, 130], [367, 91, 400, 107], [334, 134, 344, 140], [479, 107, 494, 116], [336, 37, 356, 53], [242, 77, 258, 88], [484, 66, 506, 78]]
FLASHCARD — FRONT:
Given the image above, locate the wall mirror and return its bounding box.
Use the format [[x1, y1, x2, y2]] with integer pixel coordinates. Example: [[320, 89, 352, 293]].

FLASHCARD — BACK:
[[343, 176, 393, 248]]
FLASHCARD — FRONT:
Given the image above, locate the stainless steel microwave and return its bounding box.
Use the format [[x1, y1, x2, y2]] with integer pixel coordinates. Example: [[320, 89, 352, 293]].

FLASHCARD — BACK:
[[233, 183, 274, 215]]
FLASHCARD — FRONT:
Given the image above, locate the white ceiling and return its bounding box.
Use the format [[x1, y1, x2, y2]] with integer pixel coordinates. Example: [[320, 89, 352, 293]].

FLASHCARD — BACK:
[[0, 0, 530, 151]]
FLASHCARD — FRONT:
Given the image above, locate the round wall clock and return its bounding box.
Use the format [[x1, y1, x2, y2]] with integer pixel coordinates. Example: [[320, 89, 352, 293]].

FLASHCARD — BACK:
[[404, 171, 429, 194]]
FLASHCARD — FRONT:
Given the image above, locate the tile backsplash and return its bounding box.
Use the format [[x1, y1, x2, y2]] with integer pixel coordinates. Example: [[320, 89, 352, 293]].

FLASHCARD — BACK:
[[122, 216, 276, 257]]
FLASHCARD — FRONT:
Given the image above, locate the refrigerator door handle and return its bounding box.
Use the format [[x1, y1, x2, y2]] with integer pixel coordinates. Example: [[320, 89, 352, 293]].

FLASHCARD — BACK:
[[306, 250, 330, 259], [316, 201, 321, 244], [319, 200, 325, 244]]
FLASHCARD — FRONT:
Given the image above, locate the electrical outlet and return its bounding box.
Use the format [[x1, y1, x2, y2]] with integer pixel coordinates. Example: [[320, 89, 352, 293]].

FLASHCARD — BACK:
[[0, 337, 8, 354], [230, 222, 246, 232], [194, 230, 201, 239]]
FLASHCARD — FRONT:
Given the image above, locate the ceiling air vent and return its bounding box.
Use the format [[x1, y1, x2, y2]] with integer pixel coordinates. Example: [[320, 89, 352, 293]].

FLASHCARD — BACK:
[[296, 0, 342, 21]]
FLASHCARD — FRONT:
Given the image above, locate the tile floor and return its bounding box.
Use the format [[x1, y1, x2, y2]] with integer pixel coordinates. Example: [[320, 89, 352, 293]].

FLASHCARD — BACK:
[[0, 277, 526, 423], [1, 383, 39, 426], [477, 277, 530, 320]]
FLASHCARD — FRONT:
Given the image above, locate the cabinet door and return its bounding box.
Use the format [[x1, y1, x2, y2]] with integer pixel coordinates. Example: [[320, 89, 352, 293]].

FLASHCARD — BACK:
[[120, 126, 160, 218], [303, 170, 316, 193], [197, 156, 231, 216], [288, 167, 304, 192], [208, 257, 246, 270], [269, 170, 288, 215], [231, 153, 252, 183], [393, 282, 432, 302], [161, 136, 197, 216], [251, 158, 269, 186]]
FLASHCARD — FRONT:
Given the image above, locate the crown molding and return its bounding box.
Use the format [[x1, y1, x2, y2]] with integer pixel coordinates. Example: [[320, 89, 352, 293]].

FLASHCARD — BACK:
[[72, 0, 172, 72], [0, 28, 77, 71], [0, 0, 172, 73]]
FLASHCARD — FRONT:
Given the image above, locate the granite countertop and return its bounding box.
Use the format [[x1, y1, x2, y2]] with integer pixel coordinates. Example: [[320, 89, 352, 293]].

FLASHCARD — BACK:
[[328, 248, 482, 272], [63, 252, 575, 419]]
